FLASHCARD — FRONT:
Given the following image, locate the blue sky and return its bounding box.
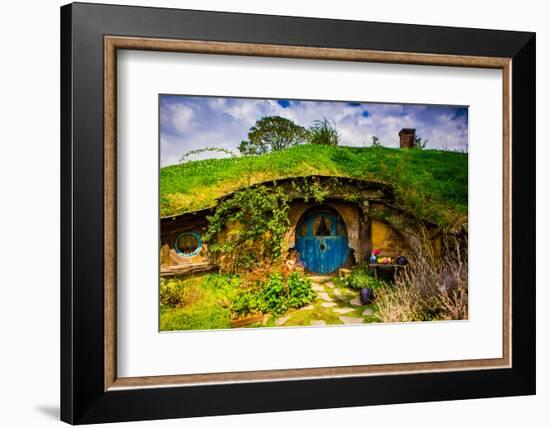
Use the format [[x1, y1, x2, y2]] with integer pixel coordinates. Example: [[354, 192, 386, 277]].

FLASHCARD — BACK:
[[160, 95, 468, 166]]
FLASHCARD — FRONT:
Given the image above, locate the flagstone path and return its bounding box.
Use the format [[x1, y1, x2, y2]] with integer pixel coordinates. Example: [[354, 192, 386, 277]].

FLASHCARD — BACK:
[[271, 275, 377, 327]]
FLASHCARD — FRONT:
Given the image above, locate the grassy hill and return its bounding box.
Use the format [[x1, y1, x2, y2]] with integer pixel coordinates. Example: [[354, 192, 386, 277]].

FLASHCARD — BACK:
[[160, 144, 468, 228]]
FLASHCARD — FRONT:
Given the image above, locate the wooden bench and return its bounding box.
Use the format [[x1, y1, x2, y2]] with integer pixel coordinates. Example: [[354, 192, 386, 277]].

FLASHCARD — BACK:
[[368, 263, 406, 280]]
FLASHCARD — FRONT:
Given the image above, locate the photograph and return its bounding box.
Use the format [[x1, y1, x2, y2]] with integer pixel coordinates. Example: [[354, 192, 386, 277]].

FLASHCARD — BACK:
[[159, 95, 469, 331], [52, 2, 536, 424]]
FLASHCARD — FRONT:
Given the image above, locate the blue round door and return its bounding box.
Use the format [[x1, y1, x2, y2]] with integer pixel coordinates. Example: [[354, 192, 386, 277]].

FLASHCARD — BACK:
[[295, 210, 349, 274]]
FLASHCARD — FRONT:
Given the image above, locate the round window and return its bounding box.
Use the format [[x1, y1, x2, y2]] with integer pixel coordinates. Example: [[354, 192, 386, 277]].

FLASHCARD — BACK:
[[175, 232, 202, 257]]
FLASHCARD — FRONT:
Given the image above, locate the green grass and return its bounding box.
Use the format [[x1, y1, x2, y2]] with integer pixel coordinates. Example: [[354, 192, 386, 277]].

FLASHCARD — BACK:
[[160, 274, 237, 331], [160, 144, 467, 227], [160, 272, 386, 330]]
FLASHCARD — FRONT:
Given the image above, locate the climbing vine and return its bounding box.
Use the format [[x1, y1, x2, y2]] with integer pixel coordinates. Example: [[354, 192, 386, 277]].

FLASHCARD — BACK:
[[179, 147, 237, 163], [291, 176, 331, 203], [203, 185, 290, 273]]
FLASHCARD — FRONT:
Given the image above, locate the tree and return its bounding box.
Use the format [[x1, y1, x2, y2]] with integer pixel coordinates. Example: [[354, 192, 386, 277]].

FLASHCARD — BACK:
[[307, 118, 339, 146], [413, 135, 428, 149], [239, 116, 307, 155], [371, 135, 381, 147]]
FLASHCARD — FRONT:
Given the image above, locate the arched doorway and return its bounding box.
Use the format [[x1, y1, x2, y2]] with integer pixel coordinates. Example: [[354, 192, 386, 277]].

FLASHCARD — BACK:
[[295, 207, 349, 274]]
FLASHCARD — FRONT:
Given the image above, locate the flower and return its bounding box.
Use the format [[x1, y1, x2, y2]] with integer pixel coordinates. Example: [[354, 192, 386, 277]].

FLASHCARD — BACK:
[[372, 248, 381, 256]]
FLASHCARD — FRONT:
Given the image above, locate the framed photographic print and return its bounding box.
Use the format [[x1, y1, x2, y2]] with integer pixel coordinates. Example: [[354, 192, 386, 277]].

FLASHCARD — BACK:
[[60, 2, 536, 424]]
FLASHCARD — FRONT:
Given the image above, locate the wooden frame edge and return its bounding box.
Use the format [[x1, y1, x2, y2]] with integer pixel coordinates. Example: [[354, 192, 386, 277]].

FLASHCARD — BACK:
[[104, 36, 117, 390], [103, 35, 512, 391], [502, 61, 513, 371]]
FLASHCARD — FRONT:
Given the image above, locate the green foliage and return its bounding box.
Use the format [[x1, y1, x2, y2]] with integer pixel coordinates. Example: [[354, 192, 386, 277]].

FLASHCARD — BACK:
[[371, 135, 381, 147], [203, 185, 290, 273], [292, 177, 329, 203], [231, 272, 315, 317], [239, 116, 308, 155], [307, 118, 339, 146], [287, 272, 316, 307], [257, 273, 288, 315], [159, 273, 241, 331], [413, 135, 428, 149], [344, 266, 384, 290], [160, 277, 187, 307], [161, 144, 468, 228]]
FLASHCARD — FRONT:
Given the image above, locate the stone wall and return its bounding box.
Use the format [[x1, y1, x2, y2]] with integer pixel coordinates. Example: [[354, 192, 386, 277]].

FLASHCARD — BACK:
[[371, 218, 411, 257]]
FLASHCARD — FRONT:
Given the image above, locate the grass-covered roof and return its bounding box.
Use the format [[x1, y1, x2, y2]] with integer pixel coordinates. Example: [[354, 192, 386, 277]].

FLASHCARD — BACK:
[[160, 144, 467, 228]]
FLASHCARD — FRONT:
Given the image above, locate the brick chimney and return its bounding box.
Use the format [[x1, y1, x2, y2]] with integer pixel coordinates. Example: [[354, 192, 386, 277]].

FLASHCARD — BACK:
[[399, 128, 416, 149]]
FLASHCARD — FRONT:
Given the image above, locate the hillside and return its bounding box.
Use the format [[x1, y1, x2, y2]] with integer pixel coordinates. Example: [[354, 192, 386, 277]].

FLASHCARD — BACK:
[[160, 144, 468, 228]]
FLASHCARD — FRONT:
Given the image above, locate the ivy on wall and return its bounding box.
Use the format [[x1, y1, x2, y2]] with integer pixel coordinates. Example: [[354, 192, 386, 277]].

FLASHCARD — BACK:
[[203, 185, 290, 273]]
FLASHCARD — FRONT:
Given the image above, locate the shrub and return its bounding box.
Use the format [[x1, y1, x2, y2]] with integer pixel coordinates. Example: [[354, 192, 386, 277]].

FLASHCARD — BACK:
[[230, 272, 314, 317], [287, 272, 315, 308], [258, 273, 288, 315], [375, 240, 468, 322], [307, 118, 339, 146], [160, 278, 180, 307], [344, 266, 384, 290], [159, 277, 203, 308]]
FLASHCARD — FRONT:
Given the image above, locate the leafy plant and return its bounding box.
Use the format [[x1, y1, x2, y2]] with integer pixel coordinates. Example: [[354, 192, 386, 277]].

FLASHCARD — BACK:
[[292, 176, 329, 203], [286, 272, 315, 308], [307, 118, 339, 146], [203, 185, 290, 273], [231, 272, 314, 317], [344, 266, 384, 290], [258, 273, 288, 315]]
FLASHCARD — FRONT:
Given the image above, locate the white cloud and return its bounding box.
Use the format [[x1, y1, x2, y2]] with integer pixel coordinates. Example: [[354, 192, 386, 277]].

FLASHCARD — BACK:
[[159, 96, 468, 165], [166, 104, 195, 132]]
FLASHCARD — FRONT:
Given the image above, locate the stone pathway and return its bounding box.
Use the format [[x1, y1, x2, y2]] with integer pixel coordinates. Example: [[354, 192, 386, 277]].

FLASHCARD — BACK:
[[275, 316, 289, 326], [349, 297, 362, 306], [339, 316, 364, 324], [317, 292, 333, 302], [321, 302, 337, 308], [295, 275, 377, 327], [309, 275, 331, 283], [333, 307, 354, 314]]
